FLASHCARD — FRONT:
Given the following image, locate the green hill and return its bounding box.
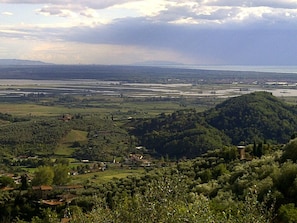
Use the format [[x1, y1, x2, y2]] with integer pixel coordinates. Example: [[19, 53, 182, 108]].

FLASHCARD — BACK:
[[204, 91, 297, 144], [131, 91, 297, 158], [130, 109, 231, 158]]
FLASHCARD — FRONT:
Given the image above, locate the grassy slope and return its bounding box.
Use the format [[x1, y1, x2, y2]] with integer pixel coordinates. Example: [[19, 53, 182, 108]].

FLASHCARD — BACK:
[[55, 129, 88, 156]]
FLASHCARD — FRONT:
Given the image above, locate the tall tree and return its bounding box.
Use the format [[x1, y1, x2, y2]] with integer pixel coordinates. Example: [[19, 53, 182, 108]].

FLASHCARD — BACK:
[[53, 164, 70, 185], [31, 166, 54, 186]]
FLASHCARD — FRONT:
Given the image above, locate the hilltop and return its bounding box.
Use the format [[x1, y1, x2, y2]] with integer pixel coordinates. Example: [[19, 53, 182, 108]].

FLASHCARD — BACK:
[[204, 91, 297, 144]]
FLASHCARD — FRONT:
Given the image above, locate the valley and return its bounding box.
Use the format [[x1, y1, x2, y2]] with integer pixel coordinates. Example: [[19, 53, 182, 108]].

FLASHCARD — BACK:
[[1, 65, 297, 222]]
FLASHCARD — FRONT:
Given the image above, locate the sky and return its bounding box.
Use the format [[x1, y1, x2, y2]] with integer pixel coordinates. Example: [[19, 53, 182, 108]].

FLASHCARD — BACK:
[[0, 0, 297, 65]]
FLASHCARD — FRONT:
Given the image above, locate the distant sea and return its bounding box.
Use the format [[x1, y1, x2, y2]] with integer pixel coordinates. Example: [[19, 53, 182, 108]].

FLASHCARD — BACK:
[[164, 65, 297, 74]]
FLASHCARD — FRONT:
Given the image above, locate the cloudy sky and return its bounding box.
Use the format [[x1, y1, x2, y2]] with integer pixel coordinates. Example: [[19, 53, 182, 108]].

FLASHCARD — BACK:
[[1, 0, 297, 65]]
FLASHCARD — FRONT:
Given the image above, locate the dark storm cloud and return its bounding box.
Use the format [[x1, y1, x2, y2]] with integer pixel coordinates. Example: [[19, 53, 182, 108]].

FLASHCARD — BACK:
[[62, 17, 297, 65]]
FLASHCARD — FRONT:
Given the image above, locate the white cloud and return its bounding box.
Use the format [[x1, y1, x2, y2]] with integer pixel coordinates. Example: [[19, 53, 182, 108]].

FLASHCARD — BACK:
[[115, 0, 169, 17], [79, 8, 97, 18], [1, 11, 13, 15], [151, 1, 297, 25], [4, 0, 297, 27]]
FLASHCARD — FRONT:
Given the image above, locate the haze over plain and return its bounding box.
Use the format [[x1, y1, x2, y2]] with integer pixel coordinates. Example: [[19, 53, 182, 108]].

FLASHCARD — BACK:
[[1, 0, 297, 65]]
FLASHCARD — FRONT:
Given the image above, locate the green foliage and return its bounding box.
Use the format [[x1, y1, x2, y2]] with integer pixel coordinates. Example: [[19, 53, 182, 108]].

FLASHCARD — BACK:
[[0, 114, 133, 163], [30, 208, 59, 223], [0, 176, 15, 188], [0, 112, 30, 122], [253, 141, 264, 158], [131, 109, 231, 158], [31, 166, 54, 186], [69, 117, 133, 161], [0, 144, 287, 222], [205, 91, 297, 144], [272, 161, 297, 201], [0, 118, 71, 155], [32, 164, 70, 186], [278, 203, 297, 223], [131, 92, 297, 158], [69, 175, 274, 223], [53, 164, 70, 185], [282, 138, 297, 162]]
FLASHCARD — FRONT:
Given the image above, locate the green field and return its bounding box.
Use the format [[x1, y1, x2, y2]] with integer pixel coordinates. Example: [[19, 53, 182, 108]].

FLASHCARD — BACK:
[[0, 99, 194, 118], [71, 167, 146, 185]]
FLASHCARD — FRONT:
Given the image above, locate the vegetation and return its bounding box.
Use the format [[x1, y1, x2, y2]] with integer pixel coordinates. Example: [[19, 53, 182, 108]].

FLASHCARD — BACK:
[[205, 91, 297, 144], [130, 92, 297, 158], [130, 109, 231, 158], [2, 66, 297, 222]]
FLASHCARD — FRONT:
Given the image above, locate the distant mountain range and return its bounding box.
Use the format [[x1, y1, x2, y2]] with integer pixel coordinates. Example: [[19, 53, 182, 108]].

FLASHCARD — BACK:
[[0, 59, 52, 66]]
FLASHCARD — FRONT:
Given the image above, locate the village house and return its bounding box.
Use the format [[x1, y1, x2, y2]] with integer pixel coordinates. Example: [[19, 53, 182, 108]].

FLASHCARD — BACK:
[[32, 185, 53, 199], [59, 114, 72, 122], [125, 154, 151, 167], [237, 145, 246, 160]]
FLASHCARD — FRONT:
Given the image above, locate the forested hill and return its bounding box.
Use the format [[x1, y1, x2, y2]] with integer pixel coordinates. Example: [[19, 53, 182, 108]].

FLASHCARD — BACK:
[[204, 91, 297, 144], [131, 91, 297, 158], [130, 110, 231, 159]]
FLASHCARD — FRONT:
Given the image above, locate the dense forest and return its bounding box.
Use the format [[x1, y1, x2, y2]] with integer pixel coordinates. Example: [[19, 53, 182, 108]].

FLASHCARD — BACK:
[[2, 91, 297, 222]]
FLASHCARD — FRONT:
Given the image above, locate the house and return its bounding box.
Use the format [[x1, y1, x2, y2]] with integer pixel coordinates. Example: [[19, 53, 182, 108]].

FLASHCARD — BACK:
[[32, 185, 53, 199], [41, 199, 63, 206], [237, 146, 246, 160], [59, 114, 72, 122], [126, 154, 151, 167]]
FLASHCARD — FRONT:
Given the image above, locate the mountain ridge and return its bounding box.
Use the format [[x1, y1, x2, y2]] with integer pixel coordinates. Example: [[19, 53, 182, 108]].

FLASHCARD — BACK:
[[0, 59, 53, 66]]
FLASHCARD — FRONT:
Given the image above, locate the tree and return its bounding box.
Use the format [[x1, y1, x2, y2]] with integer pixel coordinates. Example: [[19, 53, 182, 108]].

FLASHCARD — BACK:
[[31, 166, 54, 186], [20, 175, 29, 190], [278, 203, 297, 223], [273, 161, 297, 200], [282, 139, 297, 162], [53, 164, 70, 185], [257, 142, 263, 158], [0, 176, 14, 188]]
